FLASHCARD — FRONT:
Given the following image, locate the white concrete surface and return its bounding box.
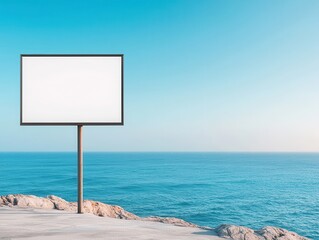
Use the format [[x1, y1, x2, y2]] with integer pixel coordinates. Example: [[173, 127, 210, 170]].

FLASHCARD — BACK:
[[0, 206, 222, 240]]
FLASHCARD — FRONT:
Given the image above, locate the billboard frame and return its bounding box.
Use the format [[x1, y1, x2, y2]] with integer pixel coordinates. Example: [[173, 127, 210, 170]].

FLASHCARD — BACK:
[[20, 54, 124, 126]]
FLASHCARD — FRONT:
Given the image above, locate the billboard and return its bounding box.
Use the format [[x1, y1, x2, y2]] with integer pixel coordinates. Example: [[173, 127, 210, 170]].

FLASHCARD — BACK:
[[21, 54, 123, 125]]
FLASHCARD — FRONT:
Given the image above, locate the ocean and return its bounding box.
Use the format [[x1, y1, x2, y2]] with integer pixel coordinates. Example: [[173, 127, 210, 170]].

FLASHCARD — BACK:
[[0, 152, 318, 239]]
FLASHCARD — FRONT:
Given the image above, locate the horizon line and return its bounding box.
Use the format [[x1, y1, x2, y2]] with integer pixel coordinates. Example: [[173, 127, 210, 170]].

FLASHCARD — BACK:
[[1, 151, 319, 154]]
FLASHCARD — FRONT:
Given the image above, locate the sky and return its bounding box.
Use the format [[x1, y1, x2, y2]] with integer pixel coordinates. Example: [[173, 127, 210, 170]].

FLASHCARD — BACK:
[[0, 0, 319, 152]]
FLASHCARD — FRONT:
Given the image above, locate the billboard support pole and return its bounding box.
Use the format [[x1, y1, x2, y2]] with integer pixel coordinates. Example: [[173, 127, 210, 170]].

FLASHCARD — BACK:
[[77, 125, 83, 214]]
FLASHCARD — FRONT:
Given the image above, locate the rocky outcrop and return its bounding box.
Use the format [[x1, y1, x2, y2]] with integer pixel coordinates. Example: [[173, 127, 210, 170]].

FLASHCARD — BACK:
[[0, 194, 55, 209], [48, 195, 140, 219], [216, 224, 258, 240], [257, 226, 308, 240], [0, 194, 309, 240], [144, 216, 200, 228], [0, 194, 139, 220], [215, 224, 308, 240]]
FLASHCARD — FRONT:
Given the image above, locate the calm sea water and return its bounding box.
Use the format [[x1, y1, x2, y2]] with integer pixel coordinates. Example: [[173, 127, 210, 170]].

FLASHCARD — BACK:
[[0, 152, 318, 239]]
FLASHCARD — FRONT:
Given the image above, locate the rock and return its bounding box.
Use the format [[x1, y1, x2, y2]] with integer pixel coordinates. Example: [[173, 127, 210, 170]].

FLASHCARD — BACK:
[[0, 194, 54, 209], [82, 200, 140, 220], [216, 224, 259, 240], [144, 216, 199, 228], [257, 226, 308, 240], [215, 224, 309, 240], [1, 194, 138, 220], [48, 195, 77, 211]]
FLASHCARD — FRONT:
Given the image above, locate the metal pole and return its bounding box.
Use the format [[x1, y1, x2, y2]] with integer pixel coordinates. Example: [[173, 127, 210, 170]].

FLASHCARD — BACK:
[[77, 125, 83, 214]]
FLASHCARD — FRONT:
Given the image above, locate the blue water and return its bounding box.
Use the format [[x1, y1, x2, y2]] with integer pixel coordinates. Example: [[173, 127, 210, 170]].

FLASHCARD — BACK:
[[0, 152, 318, 239]]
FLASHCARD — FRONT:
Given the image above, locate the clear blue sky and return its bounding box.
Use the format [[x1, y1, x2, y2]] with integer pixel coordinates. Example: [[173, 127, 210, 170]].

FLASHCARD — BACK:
[[0, 0, 319, 151]]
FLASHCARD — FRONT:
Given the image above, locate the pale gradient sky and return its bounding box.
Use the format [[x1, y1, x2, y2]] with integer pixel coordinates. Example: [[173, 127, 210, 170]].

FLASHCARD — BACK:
[[0, 0, 319, 152]]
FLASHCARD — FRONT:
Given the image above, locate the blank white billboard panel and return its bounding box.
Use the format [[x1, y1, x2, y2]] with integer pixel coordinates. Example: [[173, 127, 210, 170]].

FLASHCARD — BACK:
[[21, 55, 123, 125]]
